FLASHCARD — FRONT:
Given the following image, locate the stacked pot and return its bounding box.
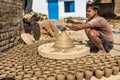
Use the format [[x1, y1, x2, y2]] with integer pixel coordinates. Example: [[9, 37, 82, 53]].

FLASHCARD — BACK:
[[1, 41, 120, 80]]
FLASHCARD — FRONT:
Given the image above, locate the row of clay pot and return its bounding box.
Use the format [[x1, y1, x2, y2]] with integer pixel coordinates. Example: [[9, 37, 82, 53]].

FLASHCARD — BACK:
[[0, 64, 119, 80], [1, 42, 120, 80]]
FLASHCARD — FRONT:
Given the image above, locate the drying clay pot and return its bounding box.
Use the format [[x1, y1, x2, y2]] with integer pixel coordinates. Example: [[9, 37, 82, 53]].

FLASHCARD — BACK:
[[95, 68, 104, 79], [38, 76, 45, 80], [54, 31, 74, 49], [75, 69, 84, 80], [112, 63, 119, 75], [56, 72, 66, 80], [84, 68, 93, 80], [66, 72, 75, 80], [104, 66, 112, 77], [46, 75, 56, 80]]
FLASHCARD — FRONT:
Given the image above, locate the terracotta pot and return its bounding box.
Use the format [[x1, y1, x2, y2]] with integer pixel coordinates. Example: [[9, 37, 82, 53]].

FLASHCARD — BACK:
[[35, 71, 41, 76], [115, 55, 120, 60], [46, 75, 56, 80], [38, 76, 45, 80], [105, 54, 112, 59], [86, 54, 92, 58], [61, 60, 66, 64], [62, 67, 69, 72], [100, 65, 106, 70], [8, 71, 16, 77], [75, 69, 84, 80], [117, 60, 120, 71], [112, 63, 119, 75], [81, 57, 87, 62], [50, 71, 57, 76], [92, 54, 98, 59], [93, 59, 101, 63], [55, 69, 61, 73], [84, 68, 93, 80], [49, 66, 54, 71], [113, 60, 118, 63], [46, 62, 51, 66], [0, 74, 7, 78], [54, 31, 74, 49], [109, 57, 115, 61], [87, 58, 93, 61], [75, 58, 81, 62], [104, 66, 112, 77], [95, 68, 104, 79], [104, 62, 111, 65], [76, 65, 84, 70], [69, 65, 76, 70], [77, 61, 84, 65], [41, 73, 48, 79], [15, 75, 23, 80], [66, 72, 75, 80], [71, 60, 77, 64], [99, 55, 106, 59], [17, 71, 24, 75], [92, 64, 98, 70], [22, 77, 30, 80], [30, 76, 38, 80], [43, 70, 51, 74], [42, 65, 48, 71], [56, 72, 66, 80], [98, 62, 105, 66], [101, 59, 108, 63], [24, 73, 32, 78], [85, 62, 91, 65]]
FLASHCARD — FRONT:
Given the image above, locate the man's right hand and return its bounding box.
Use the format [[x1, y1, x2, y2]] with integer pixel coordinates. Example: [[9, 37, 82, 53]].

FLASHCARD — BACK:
[[61, 23, 72, 28]]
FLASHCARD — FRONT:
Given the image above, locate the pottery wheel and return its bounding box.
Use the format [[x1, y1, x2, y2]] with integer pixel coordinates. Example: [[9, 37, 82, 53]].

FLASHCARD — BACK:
[[38, 42, 89, 59]]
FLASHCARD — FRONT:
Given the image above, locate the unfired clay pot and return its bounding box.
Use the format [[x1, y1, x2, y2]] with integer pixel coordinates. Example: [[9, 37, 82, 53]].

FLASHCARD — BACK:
[[56, 72, 66, 80], [112, 63, 119, 75], [66, 72, 75, 80], [54, 31, 74, 49], [75, 69, 84, 80], [84, 68, 93, 80], [38, 76, 45, 80], [46, 75, 56, 80], [95, 68, 104, 79], [104, 66, 112, 77]]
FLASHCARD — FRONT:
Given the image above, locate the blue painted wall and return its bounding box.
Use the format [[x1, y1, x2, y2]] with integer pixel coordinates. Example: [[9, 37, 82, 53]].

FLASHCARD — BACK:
[[33, 0, 86, 20], [48, 0, 59, 20]]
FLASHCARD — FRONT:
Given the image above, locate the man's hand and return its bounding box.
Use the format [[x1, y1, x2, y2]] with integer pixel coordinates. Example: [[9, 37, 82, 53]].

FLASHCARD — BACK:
[[37, 20, 59, 37], [61, 23, 72, 28], [60, 23, 67, 31], [61, 23, 72, 31]]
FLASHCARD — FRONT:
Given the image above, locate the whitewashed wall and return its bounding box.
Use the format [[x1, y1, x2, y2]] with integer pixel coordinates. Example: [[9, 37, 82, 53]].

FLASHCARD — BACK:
[[32, 0, 86, 19], [58, 0, 86, 19], [32, 0, 48, 15]]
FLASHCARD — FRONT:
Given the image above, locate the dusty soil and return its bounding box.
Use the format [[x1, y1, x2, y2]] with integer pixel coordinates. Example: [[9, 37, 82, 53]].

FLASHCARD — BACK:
[[0, 19, 120, 80]]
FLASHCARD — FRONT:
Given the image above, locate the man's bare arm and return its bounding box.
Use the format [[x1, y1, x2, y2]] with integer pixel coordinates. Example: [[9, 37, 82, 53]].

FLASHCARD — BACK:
[[68, 23, 92, 31]]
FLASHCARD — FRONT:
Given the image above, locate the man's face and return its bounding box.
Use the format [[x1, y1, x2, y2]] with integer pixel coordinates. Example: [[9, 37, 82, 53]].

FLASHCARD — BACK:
[[86, 6, 97, 20]]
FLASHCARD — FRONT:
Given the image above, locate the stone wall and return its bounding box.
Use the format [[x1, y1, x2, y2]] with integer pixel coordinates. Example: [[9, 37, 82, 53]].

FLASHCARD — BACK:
[[0, 0, 23, 52], [95, 0, 120, 18], [114, 2, 120, 16], [96, 3, 115, 18]]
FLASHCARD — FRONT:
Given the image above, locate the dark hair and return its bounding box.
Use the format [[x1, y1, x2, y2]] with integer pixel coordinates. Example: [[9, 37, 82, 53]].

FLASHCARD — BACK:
[[87, 4, 100, 15]]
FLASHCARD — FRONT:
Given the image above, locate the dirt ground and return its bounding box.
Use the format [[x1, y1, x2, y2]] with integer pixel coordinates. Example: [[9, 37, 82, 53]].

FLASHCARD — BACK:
[[83, 19, 120, 80], [90, 32, 120, 80], [0, 19, 120, 80]]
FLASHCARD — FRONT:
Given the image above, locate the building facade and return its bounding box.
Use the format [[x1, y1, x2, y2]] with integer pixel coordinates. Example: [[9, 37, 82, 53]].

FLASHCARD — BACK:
[[94, 0, 120, 18], [32, 0, 87, 20]]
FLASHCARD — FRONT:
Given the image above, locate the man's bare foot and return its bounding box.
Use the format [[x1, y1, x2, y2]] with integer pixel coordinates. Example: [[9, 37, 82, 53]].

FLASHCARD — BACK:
[[97, 50, 106, 55]]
